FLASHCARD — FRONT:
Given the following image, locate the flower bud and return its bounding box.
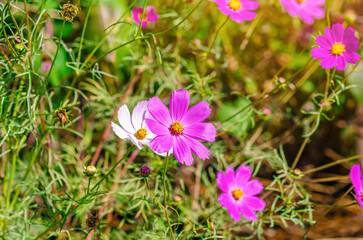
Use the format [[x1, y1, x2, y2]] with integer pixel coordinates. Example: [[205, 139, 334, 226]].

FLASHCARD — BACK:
[[54, 109, 69, 124], [14, 43, 26, 53], [60, 3, 79, 22], [86, 166, 97, 177], [140, 165, 151, 177]]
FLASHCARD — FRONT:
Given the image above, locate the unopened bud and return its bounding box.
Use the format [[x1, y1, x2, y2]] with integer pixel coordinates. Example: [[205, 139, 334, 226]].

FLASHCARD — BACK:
[[86, 166, 97, 177], [140, 165, 151, 177], [14, 43, 26, 53]]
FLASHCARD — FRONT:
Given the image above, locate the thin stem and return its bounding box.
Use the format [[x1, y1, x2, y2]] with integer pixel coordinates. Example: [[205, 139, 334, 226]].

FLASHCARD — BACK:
[[87, 178, 91, 195], [163, 152, 170, 206], [304, 155, 363, 174], [77, 0, 94, 66], [136, 0, 148, 36], [44, 20, 66, 86], [291, 137, 309, 170], [326, 0, 333, 27], [23, 0, 34, 71], [201, 15, 229, 79]]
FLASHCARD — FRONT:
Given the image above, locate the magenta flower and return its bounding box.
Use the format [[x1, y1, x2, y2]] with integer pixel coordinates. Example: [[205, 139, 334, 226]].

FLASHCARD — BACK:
[[350, 164, 363, 210], [131, 6, 158, 28], [145, 89, 216, 165], [217, 165, 265, 221], [311, 23, 360, 71], [214, 0, 259, 23], [279, 0, 325, 24]]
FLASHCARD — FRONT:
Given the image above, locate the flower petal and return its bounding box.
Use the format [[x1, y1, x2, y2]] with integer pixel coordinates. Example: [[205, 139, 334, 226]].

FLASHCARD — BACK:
[[132, 101, 148, 130], [111, 122, 130, 139], [149, 134, 173, 154], [331, 23, 344, 42], [217, 166, 235, 193], [228, 204, 241, 222], [181, 136, 210, 160], [311, 48, 330, 60], [170, 89, 190, 122], [324, 26, 334, 44], [344, 52, 360, 64], [315, 35, 332, 49], [319, 55, 336, 69], [239, 205, 257, 221], [148, 97, 172, 127], [243, 1, 259, 10], [351, 164, 363, 193], [145, 119, 169, 135], [335, 55, 347, 71], [173, 136, 194, 165], [235, 165, 252, 186], [117, 104, 135, 133], [242, 179, 263, 196], [218, 193, 234, 208], [181, 101, 211, 127], [242, 196, 266, 211], [184, 123, 216, 142]]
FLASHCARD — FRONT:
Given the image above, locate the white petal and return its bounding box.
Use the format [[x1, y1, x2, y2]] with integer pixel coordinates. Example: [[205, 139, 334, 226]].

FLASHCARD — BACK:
[[117, 104, 135, 133], [132, 101, 148, 130], [129, 135, 143, 149], [111, 122, 129, 139]]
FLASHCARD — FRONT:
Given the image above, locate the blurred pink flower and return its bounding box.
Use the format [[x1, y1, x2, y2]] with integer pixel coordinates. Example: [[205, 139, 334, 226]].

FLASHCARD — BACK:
[[311, 23, 360, 71], [131, 6, 158, 28], [214, 0, 259, 23], [146, 89, 216, 165], [217, 165, 265, 221], [350, 164, 363, 210], [279, 0, 325, 24], [174, 196, 182, 202], [263, 108, 271, 115]]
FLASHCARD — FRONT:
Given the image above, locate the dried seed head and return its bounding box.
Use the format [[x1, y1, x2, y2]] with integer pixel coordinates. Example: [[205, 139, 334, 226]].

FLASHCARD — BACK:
[[60, 3, 79, 22], [54, 109, 69, 124], [85, 215, 98, 229], [86, 166, 97, 177], [140, 165, 151, 177]]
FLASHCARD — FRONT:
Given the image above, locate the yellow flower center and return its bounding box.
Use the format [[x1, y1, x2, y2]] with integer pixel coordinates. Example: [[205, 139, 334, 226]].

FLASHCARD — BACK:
[[170, 122, 183, 135], [296, 0, 305, 3], [135, 128, 147, 140], [228, 0, 242, 10], [138, 12, 148, 21], [331, 43, 345, 56], [232, 189, 244, 200]]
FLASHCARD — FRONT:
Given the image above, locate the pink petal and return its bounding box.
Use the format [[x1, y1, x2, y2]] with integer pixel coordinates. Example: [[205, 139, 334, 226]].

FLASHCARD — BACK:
[[235, 165, 252, 186], [351, 164, 363, 193], [170, 89, 189, 122], [319, 55, 336, 69], [173, 136, 194, 165], [324, 26, 334, 44], [354, 194, 363, 211], [147, 13, 159, 22], [335, 55, 347, 71], [217, 166, 235, 192], [242, 1, 259, 10], [145, 119, 169, 135], [181, 101, 211, 127], [132, 101, 148, 130], [315, 35, 332, 48], [343, 27, 359, 51], [331, 23, 344, 42], [181, 136, 210, 160], [242, 196, 266, 211], [239, 205, 257, 221], [242, 179, 263, 196], [299, 9, 314, 25], [344, 52, 360, 64], [218, 193, 234, 208], [311, 48, 330, 60], [150, 134, 173, 154], [147, 97, 172, 127], [184, 123, 216, 142], [228, 204, 241, 222]]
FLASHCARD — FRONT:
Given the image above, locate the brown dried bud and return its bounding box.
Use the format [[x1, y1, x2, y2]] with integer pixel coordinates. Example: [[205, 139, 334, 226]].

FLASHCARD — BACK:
[[85, 215, 98, 229], [54, 109, 69, 124], [60, 4, 79, 22]]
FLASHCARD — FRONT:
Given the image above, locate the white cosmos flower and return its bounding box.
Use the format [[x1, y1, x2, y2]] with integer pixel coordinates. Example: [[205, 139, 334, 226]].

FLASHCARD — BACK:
[[111, 101, 156, 149]]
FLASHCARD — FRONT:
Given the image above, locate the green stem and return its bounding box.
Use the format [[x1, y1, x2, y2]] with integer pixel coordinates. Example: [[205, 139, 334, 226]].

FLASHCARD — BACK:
[[144, 179, 164, 209], [44, 20, 66, 86], [77, 0, 94, 66], [163, 153, 170, 206], [87, 178, 91, 195], [136, 0, 148, 36], [304, 155, 363, 174]]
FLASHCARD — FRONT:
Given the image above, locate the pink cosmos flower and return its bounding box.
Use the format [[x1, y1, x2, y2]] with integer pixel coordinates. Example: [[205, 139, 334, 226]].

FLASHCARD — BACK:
[[145, 89, 216, 165], [131, 6, 158, 28], [217, 165, 265, 221], [350, 164, 363, 210], [311, 23, 360, 71], [279, 0, 325, 24], [214, 0, 259, 23]]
